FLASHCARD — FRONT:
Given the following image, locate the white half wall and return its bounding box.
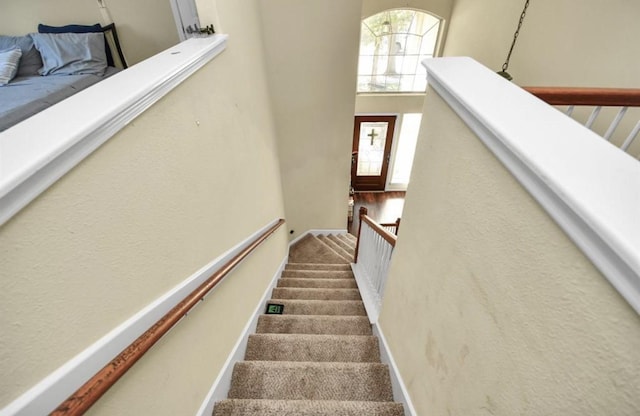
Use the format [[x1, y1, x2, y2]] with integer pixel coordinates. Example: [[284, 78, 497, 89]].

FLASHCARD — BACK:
[[378, 60, 640, 415]]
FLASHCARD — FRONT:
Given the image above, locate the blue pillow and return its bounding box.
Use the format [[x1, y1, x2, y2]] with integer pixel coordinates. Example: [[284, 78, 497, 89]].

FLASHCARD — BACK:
[[38, 23, 114, 67], [0, 35, 43, 76], [31, 32, 107, 76], [0, 47, 22, 86]]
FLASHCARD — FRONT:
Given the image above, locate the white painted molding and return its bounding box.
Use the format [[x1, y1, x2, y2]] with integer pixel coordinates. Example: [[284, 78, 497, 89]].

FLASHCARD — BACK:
[[373, 323, 417, 416], [0, 217, 280, 416], [351, 262, 382, 324], [423, 57, 640, 314], [196, 255, 286, 416], [0, 35, 228, 226]]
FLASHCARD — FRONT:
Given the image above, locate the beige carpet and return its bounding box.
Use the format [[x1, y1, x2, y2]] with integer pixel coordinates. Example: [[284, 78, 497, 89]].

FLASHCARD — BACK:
[[288, 234, 357, 264], [213, 235, 404, 415]]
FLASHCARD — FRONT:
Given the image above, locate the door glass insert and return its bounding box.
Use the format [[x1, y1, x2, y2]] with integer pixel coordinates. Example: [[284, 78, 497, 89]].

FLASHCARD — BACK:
[[357, 122, 389, 176]]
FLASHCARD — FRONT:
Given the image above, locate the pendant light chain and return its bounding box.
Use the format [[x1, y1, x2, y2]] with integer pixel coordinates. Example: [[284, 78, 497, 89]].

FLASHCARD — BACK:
[[499, 0, 531, 80]]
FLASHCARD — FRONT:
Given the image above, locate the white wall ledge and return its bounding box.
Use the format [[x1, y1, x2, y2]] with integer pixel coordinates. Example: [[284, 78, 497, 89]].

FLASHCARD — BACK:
[[424, 57, 640, 314], [0, 34, 228, 226]]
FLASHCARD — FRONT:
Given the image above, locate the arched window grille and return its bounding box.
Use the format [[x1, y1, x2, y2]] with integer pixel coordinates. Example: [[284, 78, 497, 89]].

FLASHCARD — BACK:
[[358, 9, 442, 93]]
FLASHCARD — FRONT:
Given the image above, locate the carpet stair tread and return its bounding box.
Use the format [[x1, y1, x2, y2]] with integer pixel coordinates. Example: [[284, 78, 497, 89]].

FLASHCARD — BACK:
[[328, 234, 356, 255], [285, 263, 352, 271], [245, 333, 380, 362], [281, 269, 354, 279], [336, 233, 357, 249], [228, 361, 394, 401], [317, 235, 354, 262], [256, 315, 372, 335], [289, 235, 349, 264], [213, 399, 404, 416], [343, 233, 357, 243], [272, 287, 361, 301], [277, 277, 358, 289], [268, 298, 366, 316]]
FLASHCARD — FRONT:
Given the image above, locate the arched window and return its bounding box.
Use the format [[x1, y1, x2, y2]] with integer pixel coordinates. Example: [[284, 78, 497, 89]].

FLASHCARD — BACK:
[[357, 9, 442, 93]]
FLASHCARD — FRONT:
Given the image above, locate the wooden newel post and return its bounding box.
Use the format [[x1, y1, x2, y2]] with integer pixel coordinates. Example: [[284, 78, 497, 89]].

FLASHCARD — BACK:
[[395, 217, 401, 235], [354, 207, 367, 263]]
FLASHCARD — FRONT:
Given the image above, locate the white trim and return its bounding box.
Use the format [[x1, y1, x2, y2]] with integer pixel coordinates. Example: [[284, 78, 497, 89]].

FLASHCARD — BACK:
[[0, 218, 280, 416], [351, 262, 381, 324], [196, 255, 286, 416], [424, 57, 640, 314], [0, 35, 228, 227], [373, 323, 417, 416], [169, 0, 188, 42], [384, 113, 404, 191]]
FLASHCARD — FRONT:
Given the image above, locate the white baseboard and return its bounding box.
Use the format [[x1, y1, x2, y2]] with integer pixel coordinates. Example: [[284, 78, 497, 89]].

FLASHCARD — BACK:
[[373, 323, 417, 416], [0, 218, 281, 416], [196, 255, 286, 416], [351, 262, 381, 324]]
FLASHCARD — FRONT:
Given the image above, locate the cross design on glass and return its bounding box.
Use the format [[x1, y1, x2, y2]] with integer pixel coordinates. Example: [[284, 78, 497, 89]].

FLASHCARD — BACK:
[[367, 129, 378, 146]]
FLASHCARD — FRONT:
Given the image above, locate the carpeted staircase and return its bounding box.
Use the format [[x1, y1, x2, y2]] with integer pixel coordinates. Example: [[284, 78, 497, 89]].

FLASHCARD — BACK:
[[212, 233, 405, 416]]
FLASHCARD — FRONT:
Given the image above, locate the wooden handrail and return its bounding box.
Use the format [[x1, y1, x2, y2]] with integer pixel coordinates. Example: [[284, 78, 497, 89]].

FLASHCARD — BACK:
[[524, 87, 640, 107], [51, 219, 285, 415], [379, 217, 401, 235], [362, 215, 398, 247]]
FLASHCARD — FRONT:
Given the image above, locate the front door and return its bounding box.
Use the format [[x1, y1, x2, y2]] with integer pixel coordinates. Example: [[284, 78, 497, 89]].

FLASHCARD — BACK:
[[351, 115, 396, 191]]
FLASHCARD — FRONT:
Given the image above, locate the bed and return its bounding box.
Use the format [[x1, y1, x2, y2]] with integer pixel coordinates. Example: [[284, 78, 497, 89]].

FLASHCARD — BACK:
[[0, 23, 127, 132]]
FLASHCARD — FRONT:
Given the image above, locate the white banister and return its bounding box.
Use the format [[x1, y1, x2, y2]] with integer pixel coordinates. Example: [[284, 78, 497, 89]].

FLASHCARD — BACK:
[[423, 57, 640, 315], [604, 107, 628, 141], [352, 208, 397, 323], [622, 121, 640, 151]]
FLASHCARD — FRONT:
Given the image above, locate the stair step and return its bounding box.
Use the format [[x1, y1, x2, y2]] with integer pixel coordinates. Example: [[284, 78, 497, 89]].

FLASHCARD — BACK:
[[343, 233, 357, 243], [213, 399, 404, 416], [228, 361, 394, 401], [318, 235, 353, 262], [272, 287, 361, 301], [281, 270, 354, 279], [285, 263, 352, 271], [277, 278, 358, 289], [245, 334, 380, 362], [328, 234, 355, 255], [289, 235, 350, 264], [268, 299, 366, 316], [336, 233, 357, 249], [256, 315, 372, 335]]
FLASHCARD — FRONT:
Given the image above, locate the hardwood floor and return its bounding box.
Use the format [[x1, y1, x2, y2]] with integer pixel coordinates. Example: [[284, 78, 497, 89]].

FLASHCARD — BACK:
[[348, 191, 406, 235]]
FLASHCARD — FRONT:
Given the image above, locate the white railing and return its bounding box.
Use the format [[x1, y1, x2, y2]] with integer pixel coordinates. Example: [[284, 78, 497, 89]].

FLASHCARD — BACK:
[[524, 87, 640, 159], [352, 207, 397, 323], [380, 218, 401, 236]]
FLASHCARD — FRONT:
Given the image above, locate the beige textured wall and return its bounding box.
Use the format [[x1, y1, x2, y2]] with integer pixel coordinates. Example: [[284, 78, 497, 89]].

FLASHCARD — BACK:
[[356, 94, 425, 115], [444, 0, 640, 87], [258, 0, 362, 239], [379, 88, 640, 415], [0, 0, 288, 413], [0, 0, 179, 65]]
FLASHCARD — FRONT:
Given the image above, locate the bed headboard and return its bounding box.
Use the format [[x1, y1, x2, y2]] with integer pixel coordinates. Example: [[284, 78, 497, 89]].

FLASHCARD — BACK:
[[101, 23, 127, 69]]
